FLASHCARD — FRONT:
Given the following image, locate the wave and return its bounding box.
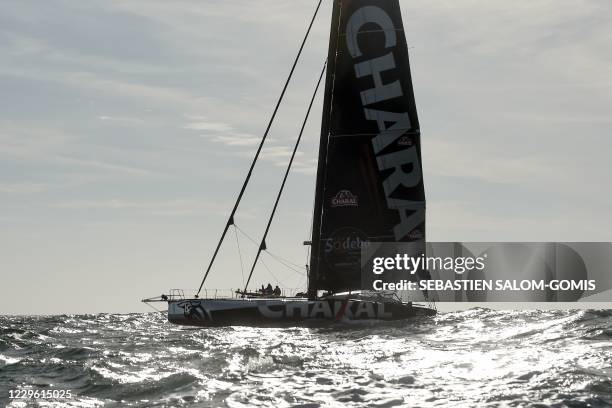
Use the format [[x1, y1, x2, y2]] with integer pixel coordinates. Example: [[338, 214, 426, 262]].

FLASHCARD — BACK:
[[1, 309, 611, 407]]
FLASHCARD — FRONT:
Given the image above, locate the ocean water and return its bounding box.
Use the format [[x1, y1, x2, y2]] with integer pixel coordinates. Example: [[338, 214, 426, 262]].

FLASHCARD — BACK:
[[0, 309, 611, 407]]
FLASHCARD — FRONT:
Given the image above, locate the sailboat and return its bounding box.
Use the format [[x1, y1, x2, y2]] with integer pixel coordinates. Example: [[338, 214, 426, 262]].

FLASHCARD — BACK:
[[143, 0, 437, 326]]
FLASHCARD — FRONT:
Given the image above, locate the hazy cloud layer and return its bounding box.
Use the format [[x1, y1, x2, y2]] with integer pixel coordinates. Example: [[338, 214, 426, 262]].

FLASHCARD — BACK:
[[0, 0, 610, 313]]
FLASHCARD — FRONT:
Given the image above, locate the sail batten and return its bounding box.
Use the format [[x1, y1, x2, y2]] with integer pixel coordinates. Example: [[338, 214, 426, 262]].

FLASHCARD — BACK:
[[309, 0, 425, 294]]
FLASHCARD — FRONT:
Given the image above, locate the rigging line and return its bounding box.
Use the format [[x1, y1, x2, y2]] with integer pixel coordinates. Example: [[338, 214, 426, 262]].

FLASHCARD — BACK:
[[235, 226, 306, 276], [264, 255, 306, 277], [265, 249, 306, 270], [234, 224, 305, 272], [234, 225, 259, 246], [243, 60, 328, 294], [266, 251, 305, 272], [259, 257, 292, 289], [233, 225, 246, 286], [195, 0, 325, 297], [265, 252, 306, 276], [143, 302, 165, 314]]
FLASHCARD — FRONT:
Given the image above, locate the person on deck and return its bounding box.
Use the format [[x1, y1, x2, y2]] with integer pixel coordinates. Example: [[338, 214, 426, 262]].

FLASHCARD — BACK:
[[273, 286, 281, 297], [265, 283, 273, 295]]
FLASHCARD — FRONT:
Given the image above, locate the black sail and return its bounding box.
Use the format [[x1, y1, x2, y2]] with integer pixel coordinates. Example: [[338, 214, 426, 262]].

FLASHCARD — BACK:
[[309, 0, 425, 295]]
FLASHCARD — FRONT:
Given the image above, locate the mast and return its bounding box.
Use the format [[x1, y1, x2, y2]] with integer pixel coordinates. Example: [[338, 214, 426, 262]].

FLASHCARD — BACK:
[[308, 0, 342, 300]]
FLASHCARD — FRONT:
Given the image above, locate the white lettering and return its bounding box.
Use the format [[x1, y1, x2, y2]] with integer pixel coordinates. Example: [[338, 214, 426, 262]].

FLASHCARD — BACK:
[[346, 6, 424, 241], [377, 302, 393, 319], [258, 305, 284, 319], [346, 6, 397, 58], [355, 53, 402, 105], [286, 302, 309, 318], [377, 146, 422, 193], [365, 109, 412, 154], [354, 301, 376, 318], [310, 301, 333, 318]]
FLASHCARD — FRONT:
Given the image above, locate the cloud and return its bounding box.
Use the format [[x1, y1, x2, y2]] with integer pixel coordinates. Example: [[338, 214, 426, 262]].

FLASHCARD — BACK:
[[212, 134, 261, 147], [109, 0, 322, 42], [240, 145, 304, 167], [0, 121, 76, 158], [1, 0, 611, 314], [181, 109, 316, 174], [426, 139, 558, 185], [63, 71, 196, 106], [259, 146, 295, 160], [97, 115, 150, 127], [47, 198, 266, 220], [49, 198, 222, 216], [291, 158, 317, 175], [182, 115, 264, 148], [183, 121, 234, 132], [55, 156, 155, 177], [237, 145, 315, 175], [427, 199, 611, 241], [0, 182, 50, 194]]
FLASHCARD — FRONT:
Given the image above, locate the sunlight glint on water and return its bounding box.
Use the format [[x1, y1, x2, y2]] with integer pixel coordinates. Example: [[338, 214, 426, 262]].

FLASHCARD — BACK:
[[0, 309, 611, 407]]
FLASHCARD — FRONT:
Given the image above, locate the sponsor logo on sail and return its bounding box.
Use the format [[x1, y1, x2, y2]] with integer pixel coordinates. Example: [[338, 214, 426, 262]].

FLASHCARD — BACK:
[[397, 136, 413, 146], [324, 228, 369, 255], [409, 229, 424, 240], [323, 227, 369, 271], [331, 190, 359, 208]]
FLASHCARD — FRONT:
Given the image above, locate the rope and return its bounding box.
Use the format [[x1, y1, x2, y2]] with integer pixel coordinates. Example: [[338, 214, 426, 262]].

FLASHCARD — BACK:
[[144, 302, 166, 314], [266, 250, 304, 269], [266, 252, 306, 276], [235, 224, 261, 246], [233, 225, 246, 286], [235, 225, 303, 288], [259, 257, 292, 289], [196, 0, 324, 297], [235, 225, 305, 274], [243, 60, 328, 294]]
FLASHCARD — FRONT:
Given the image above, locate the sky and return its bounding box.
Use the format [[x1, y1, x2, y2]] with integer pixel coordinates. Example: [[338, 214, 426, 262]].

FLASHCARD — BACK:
[[1, 0, 611, 314]]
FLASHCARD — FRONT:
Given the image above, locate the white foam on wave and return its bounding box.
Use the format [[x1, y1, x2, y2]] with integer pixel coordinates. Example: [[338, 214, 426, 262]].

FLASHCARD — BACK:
[[0, 354, 21, 365]]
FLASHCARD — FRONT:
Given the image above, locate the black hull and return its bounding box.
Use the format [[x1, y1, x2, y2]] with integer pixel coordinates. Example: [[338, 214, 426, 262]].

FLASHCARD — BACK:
[[168, 298, 436, 328]]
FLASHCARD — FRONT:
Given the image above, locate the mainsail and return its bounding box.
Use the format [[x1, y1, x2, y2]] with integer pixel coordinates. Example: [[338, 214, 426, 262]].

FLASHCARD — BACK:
[[309, 0, 425, 295]]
